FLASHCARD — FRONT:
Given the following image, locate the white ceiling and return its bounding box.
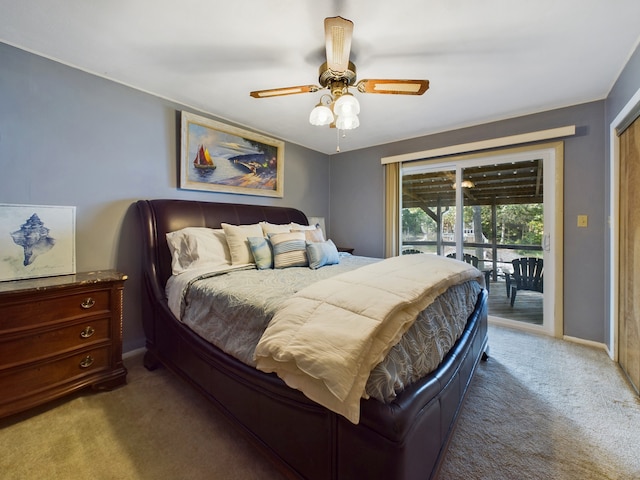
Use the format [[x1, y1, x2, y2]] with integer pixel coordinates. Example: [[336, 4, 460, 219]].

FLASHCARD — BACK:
[[2, 1, 640, 155]]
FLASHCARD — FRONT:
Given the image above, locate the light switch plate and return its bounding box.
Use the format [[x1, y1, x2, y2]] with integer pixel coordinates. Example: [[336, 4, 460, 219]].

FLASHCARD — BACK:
[[577, 215, 588, 227]]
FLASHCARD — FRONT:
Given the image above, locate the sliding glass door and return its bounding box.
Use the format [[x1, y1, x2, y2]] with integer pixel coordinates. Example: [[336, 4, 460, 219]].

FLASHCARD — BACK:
[[400, 147, 560, 335]]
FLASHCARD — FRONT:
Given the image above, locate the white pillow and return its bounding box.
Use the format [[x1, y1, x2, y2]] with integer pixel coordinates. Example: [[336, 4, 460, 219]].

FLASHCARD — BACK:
[[221, 223, 264, 265], [166, 227, 231, 275], [259, 221, 291, 236], [289, 222, 317, 230]]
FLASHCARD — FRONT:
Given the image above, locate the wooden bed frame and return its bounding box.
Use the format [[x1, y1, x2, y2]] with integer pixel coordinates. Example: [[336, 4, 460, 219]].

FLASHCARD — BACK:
[[136, 199, 488, 480]]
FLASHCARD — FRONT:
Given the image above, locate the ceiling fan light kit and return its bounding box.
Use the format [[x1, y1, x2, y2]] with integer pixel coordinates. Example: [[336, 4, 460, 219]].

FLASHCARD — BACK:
[[333, 93, 360, 116], [336, 113, 360, 130], [250, 16, 429, 143], [309, 96, 335, 126]]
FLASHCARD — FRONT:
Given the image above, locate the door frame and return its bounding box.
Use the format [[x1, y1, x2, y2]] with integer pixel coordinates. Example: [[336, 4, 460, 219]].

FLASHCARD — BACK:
[[609, 85, 640, 361], [399, 143, 564, 338]]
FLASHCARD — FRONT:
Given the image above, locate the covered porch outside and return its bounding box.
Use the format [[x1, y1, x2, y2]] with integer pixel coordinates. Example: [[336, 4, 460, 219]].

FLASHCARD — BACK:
[[486, 277, 542, 325], [402, 159, 545, 326]]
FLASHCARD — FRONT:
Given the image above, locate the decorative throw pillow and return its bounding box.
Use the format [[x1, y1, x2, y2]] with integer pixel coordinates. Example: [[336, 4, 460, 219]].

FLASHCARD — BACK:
[[259, 221, 291, 236], [293, 227, 325, 243], [270, 232, 308, 268], [166, 227, 231, 275], [306, 239, 340, 270], [247, 236, 273, 269], [221, 223, 264, 265]]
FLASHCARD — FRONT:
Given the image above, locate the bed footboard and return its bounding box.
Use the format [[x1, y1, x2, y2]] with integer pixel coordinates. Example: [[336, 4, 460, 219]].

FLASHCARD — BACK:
[[337, 290, 488, 480]]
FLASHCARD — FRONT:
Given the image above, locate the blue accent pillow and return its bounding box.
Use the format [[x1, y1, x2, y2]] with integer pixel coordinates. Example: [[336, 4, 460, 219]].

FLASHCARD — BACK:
[[306, 239, 340, 270], [247, 236, 273, 269]]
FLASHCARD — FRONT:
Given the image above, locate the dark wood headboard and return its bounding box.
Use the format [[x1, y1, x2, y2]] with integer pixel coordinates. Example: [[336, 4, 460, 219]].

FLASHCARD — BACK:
[[136, 198, 308, 295]]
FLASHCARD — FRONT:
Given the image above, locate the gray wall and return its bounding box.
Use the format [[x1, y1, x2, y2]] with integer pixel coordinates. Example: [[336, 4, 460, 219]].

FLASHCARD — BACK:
[[606, 44, 640, 124], [329, 41, 640, 346], [0, 43, 331, 352], [2, 37, 638, 349], [331, 102, 607, 343]]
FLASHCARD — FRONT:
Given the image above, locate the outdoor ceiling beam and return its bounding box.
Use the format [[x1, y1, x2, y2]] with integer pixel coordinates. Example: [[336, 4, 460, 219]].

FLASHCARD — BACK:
[[402, 191, 439, 222]]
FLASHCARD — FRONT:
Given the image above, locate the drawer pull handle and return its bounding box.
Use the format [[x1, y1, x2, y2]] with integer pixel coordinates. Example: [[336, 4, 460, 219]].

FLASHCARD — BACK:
[[81, 297, 96, 309], [80, 326, 95, 339], [79, 355, 94, 369]]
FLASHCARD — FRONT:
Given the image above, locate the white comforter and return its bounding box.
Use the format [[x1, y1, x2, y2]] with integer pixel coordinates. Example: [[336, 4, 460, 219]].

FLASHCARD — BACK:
[[254, 254, 483, 424]]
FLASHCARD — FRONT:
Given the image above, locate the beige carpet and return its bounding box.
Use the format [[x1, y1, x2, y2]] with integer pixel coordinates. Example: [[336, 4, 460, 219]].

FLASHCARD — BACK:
[[2, 324, 639, 480], [439, 325, 640, 479]]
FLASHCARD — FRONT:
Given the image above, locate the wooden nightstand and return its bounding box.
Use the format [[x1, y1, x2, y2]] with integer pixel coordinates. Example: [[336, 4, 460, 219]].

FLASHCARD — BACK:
[[0, 270, 128, 418]]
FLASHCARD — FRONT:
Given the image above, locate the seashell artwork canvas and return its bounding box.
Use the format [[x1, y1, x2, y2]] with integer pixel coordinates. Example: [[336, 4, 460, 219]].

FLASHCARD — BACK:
[[0, 204, 75, 281]]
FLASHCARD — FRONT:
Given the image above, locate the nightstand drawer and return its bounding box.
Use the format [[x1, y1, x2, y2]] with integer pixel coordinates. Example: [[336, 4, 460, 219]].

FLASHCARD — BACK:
[[0, 346, 111, 405], [0, 289, 111, 331], [0, 318, 111, 370]]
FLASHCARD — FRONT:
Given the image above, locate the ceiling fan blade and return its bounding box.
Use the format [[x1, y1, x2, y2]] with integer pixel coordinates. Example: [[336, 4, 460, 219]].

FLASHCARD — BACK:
[[356, 79, 430, 95], [250, 85, 320, 98], [324, 16, 353, 73]]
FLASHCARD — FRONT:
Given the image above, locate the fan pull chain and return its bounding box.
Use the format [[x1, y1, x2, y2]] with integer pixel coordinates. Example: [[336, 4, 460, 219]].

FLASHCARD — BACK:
[[336, 128, 341, 152]]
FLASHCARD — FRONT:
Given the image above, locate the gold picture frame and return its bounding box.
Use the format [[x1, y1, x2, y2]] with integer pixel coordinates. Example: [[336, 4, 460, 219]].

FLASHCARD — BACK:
[[180, 111, 284, 197]]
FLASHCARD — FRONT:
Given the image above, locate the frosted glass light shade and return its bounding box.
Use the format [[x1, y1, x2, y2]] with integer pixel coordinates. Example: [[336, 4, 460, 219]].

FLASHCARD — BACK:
[[333, 94, 360, 116], [309, 105, 334, 126], [335, 114, 360, 130]]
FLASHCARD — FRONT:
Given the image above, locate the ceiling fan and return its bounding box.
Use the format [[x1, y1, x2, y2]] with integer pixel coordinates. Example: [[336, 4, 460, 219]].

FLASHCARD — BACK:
[[249, 16, 429, 131]]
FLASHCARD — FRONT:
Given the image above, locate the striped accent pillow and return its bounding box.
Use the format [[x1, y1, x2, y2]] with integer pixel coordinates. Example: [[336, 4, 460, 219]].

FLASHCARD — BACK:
[[270, 232, 308, 269]]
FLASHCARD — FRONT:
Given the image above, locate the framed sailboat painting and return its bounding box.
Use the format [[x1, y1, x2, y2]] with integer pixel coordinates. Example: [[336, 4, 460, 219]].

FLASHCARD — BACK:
[[179, 111, 284, 197]]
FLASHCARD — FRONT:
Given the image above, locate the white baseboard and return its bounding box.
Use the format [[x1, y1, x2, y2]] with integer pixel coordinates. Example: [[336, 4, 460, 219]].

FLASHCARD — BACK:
[[488, 316, 547, 335], [562, 334, 608, 352], [489, 316, 610, 354]]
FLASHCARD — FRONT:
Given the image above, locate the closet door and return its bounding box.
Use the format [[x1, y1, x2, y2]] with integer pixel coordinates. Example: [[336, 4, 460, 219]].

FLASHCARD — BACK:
[[619, 116, 640, 394]]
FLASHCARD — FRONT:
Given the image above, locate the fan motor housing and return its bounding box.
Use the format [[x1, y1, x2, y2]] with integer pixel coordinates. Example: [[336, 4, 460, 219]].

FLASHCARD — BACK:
[[318, 61, 357, 89]]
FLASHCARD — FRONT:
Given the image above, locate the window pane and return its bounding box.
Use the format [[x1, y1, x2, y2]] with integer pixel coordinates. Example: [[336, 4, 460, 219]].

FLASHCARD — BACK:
[[401, 168, 456, 256]]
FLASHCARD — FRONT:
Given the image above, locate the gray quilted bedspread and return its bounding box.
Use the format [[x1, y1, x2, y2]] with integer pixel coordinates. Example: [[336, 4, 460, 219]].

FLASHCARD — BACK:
[[173, 255, 481, 403]]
